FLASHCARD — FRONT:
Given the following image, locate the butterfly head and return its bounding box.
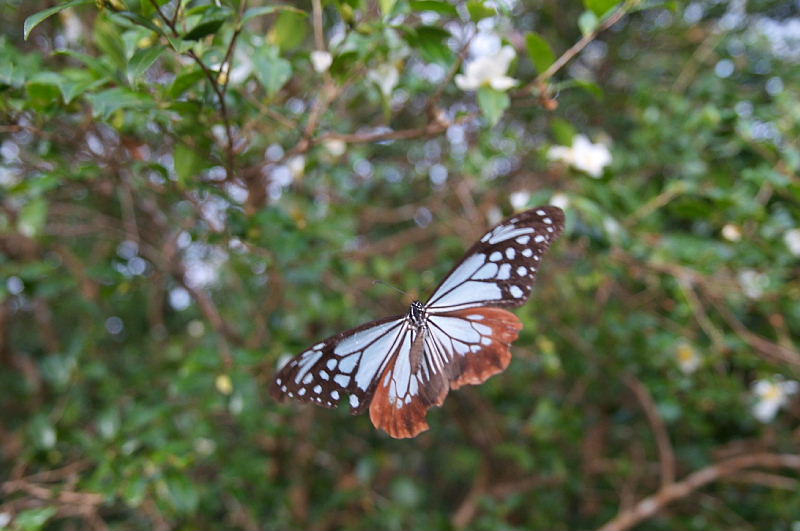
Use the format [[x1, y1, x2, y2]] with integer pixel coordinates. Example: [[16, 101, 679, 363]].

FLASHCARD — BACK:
[[408, 300, 426, 329]]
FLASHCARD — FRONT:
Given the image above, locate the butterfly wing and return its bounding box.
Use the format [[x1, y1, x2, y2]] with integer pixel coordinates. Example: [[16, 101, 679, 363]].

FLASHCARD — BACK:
[[368, 307, 523, 438], [271, 315, 407, 414], [425, 206, 565, 313]]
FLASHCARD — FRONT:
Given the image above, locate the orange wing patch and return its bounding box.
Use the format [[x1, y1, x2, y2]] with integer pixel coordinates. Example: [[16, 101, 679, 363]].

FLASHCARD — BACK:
[[443, 307, 522, 390]]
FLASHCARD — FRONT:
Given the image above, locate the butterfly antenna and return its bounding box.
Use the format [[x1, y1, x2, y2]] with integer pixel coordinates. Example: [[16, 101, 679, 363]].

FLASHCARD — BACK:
[[372, 280, 409, 296]]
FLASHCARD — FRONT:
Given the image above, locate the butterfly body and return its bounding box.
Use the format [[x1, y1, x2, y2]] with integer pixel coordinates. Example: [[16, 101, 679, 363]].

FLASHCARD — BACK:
[[272, 206, 565, 438]]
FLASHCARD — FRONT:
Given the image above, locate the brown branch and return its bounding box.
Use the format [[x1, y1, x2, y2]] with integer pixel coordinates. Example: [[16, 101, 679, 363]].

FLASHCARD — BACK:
[[624, 375, 676, 487], [597, 453, 800, 531]]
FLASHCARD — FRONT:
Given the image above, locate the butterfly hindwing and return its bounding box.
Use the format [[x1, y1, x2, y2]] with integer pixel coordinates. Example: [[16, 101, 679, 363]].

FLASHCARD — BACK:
[[271, 316, 406, 414], [426, 206, 565, 312]]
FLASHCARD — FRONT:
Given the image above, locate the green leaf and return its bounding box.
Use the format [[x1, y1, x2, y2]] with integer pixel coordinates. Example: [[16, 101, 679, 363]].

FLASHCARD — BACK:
[[268, 10, 308, 49], [57, 68, 105, 103], [584, 0, 619, 17], [477, 86, 509, 127], [253, 46, 292, 98], [525, 32, 555, 74], [127, 45, 164, 85], [111, 10, 165, 35], [85, 87, 152, 119], [56, 49, 118, 80], [12, 507, 58, 531], [174, 143, 204, 184], [410, 0, 458, 16], [94, 16, 128, 70], [18, 197, 49, 237], [183, 19, 225, 40], [242, 5, 307, 24], [379, 0, 397, 17], [169, 69, 205, 99], [578, 10, 599, 35], [466, 0, 496, 21], [23, 0, 93, 40], [404, 26, 453, 65], [575, 79, 603, 99], [551, 117, 576, 146]]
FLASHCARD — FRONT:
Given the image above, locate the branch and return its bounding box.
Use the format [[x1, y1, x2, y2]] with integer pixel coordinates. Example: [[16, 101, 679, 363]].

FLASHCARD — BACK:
[[597, 453, 800, 531], [624, 375, 676, 487]]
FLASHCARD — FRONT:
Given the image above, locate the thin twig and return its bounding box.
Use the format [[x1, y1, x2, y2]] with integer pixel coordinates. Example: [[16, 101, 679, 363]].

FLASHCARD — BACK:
[[624, 375, 676, 487], [598, 453, 800, 531]]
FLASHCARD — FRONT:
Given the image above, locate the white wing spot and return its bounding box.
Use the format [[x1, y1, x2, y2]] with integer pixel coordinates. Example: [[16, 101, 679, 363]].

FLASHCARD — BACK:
[[334, 374, 349, 387], [470, 345, 481, 353], [331, 390, 340, 400], [326, 358, 337, 370], [468, 314, 485, 320], [350, 395, 359, 408], [276, 378, 282, 385], [481, 337, 492, 345], [338, 354, 357, 374], [281, 385, 287, 392], [313, 343, 324, 349], [547, 226, 554, 233], [288, 392, 294, 398], [543, 217, 552, 224], [302, 373, 313, 385], [516, 235, 530, 244], [298, 388, 306, 396], [313, 384, 322, 394], [497, 263, 511, 280], [510, 285, 524, 298], [506, 248, 516, 259], [536, 209, 545, 215], [535, 235, 545, 243], [522, 248, 533, 257], [489, 251, 502, 262], [517, 266, 527, 276], [319, 370, 330, 380], [473, 262, 499, 280]]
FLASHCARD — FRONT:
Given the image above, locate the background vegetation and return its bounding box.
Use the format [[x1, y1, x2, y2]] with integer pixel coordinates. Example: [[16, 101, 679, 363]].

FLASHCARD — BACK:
[[2, 0, 800, 529]]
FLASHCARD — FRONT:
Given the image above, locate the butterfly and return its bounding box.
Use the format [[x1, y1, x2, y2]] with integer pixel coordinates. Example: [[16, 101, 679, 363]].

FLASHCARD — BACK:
[[271, 206, 565, 438]]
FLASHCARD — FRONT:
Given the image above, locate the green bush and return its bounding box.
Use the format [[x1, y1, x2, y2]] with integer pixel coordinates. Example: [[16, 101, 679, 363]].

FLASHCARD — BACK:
[[1, 0, 799, 529]]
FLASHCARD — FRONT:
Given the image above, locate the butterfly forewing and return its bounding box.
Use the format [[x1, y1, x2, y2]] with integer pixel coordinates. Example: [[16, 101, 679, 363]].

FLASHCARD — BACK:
[[425, 206, 564, 312], [271, 315, 406, 414]]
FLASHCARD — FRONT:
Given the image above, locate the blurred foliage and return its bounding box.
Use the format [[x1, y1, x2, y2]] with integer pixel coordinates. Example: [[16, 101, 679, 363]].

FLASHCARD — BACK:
[[1, 0, 800, 529]]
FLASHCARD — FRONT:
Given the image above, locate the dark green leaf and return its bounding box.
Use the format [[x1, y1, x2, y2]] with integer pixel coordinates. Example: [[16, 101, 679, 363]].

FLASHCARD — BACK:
[[477, 86, 509, 127], [551, 117, 576, 145], [169, 69, 205, 99], [13, 507, 57, 531], [23, 0, 93, 40], [525, 32, 555, 73], [182, 19, 225, 40], [404, 26, 453, 65], [127, 45, 164, 85], [410, 0, 458, 17], [111, 10, 165, 35], [94, 16, 128, 70]]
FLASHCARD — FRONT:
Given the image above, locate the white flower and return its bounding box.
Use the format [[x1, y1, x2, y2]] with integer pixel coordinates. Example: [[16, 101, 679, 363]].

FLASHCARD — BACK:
[[784, 228, 800, 256], [509, 190, 530, 211], [752, 378, 799, 422], [722, 223, 742, 242], [310, 50, 333, 73], [675, 343, 701, 374], [550, 193, 570, 210], [548, 135, 612, 178], [455, 46, 519, 91], [324, 138, 347, 157], [738, 269, 768, 299], [287, 155, 305, 179], [368, 64, 399, 97]]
